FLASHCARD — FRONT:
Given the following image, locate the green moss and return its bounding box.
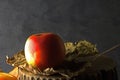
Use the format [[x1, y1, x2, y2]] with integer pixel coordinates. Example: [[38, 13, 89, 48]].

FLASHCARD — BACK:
[[64, 40, 99, 61]]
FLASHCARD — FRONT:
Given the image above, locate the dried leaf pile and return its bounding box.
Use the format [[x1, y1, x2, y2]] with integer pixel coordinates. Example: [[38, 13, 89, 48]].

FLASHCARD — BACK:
[[6, 40, 99, 78]]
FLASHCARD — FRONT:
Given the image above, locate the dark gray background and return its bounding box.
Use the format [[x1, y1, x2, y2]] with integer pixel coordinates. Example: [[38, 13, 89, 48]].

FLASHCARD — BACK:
[[0, 0, 120, 79]]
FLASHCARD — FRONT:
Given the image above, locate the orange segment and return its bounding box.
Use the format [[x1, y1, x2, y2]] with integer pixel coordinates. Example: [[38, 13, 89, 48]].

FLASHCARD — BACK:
[[9, 67, 18, 78], [0, 72, 17, 80]]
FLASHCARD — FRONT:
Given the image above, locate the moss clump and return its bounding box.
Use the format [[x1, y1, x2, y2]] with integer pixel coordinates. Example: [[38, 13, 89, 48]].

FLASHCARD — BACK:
[[76, 40, 98, 56], [64, 40, 98, 60]]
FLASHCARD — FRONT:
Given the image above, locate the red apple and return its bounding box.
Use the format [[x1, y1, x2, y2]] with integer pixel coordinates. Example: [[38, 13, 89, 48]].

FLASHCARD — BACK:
[[24, 33, 65, 70]]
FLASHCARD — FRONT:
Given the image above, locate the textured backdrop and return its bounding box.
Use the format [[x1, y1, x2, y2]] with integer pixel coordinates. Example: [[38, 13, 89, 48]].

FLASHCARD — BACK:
[[0, 0, 120, 79]]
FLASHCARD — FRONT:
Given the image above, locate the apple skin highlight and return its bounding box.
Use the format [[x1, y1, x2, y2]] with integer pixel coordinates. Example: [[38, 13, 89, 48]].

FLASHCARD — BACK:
[[24, 33, 65, 70]]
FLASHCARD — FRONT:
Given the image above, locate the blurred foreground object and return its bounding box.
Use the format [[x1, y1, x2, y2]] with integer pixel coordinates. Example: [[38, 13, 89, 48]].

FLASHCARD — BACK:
[[9, 67, 18, 78], [0, 72, 17, 80]]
